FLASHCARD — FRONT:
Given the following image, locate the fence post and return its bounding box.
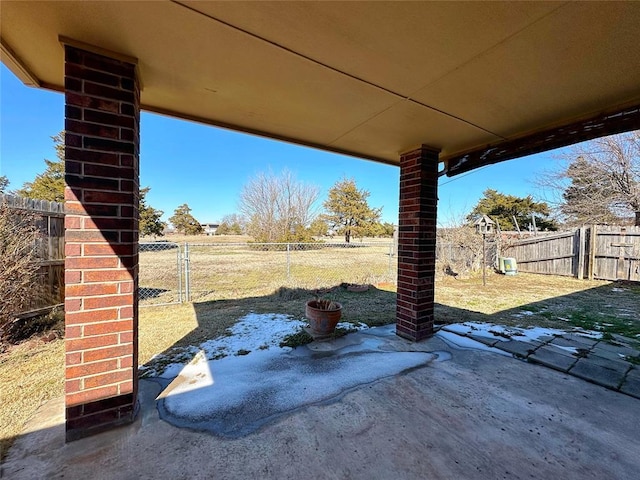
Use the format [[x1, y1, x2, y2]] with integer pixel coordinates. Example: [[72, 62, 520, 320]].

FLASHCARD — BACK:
[[287, 243, 291, 281], [177, 244, 183, 303], [184, 242, 191, 301], [388, 242, 394, 277], [588, 225, 597, 280], [577, 227, 586, 279]]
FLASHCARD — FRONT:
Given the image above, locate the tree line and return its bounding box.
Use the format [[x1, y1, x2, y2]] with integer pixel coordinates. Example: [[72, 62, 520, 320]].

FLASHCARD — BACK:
[[168, 171, 394, 242], [4, 130, 639, 242]]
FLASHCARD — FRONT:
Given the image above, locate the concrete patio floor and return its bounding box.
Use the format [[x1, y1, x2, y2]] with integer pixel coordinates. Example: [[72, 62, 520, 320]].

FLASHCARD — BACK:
[[4, 328, 640, 480]]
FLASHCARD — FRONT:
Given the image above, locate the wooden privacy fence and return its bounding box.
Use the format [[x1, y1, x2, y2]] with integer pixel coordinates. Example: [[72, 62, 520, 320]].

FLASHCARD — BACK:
[[503, 226, 640, 282], [1, 194, 65, 315]]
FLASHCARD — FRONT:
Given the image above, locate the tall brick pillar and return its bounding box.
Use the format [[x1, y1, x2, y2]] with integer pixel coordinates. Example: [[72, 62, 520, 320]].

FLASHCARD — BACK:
[[63, 43, 140, 441], [396, 145, 440, 341]]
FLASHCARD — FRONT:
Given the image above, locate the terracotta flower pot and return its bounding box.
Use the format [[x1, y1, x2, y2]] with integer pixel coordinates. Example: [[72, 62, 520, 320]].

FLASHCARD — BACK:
[[305, 299, 342, 336]]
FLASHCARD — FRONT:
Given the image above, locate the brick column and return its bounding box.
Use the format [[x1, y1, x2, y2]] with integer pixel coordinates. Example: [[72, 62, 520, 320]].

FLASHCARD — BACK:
[[63, 44, 140, 441], [396, 146, 440, 341]]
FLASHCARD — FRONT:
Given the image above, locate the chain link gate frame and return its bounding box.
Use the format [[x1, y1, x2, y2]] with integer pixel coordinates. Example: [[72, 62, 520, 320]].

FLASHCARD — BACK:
[[139, 241, 183, 306]]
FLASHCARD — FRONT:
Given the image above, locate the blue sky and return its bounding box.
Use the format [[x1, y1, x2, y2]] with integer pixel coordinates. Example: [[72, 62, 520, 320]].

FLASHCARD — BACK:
[[1, 63, 564, 226]]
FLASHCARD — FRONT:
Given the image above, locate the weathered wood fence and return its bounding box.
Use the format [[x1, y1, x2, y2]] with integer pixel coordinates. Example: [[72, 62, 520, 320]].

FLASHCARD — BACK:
[[1, 194, 65, 314], [503, 226, 640, 281]]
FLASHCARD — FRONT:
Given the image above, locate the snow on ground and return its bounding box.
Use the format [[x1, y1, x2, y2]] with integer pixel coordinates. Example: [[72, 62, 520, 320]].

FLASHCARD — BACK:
[[140, 313, 368, 378], [441, 321, 602, 342], [435, 330, 512, 357], [150, 314, 434, 437], [199, 313, 306, 360], [143, 314, 604, 437], [160, 344, 434, 436]]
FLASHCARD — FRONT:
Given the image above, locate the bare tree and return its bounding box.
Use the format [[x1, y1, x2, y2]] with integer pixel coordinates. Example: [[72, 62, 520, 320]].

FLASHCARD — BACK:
[[239, 169, 320, 242], [539, 131, 640, 226], [0, 202, 43, 338]]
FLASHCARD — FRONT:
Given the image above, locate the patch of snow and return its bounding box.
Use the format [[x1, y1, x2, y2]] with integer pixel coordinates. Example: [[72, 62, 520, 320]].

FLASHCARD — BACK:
[[338, 321, 369, 331], [200, 312, 307, 358], [145, 313, 308, 378], [441, 323, 476, 335], [160, 363, 185, 379], [160, 326, 435, 436], [436, 330, 511, 357], [572, 329, 602, 339], [441, 322, 602, 344], [611, 288, 627, 292]]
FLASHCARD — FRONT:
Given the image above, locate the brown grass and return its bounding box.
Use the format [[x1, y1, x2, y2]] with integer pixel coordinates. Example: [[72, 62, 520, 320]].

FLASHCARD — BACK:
[[435, 272, 640, 337], [0, 338, 64, 461]]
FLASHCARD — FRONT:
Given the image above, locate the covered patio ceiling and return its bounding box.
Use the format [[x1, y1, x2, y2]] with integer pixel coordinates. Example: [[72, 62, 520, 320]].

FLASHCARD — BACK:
[[2, 1, 640, 174]]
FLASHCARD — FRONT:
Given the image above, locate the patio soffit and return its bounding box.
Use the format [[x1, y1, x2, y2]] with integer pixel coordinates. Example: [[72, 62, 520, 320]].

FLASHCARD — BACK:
[[2, 1, 640, 175]]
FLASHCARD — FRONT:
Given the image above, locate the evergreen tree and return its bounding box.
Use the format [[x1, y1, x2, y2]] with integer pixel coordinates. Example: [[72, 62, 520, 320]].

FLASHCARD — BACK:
[[216, 214, 245, 235], [169, 204, 203, 235], [322, 178, 382, 243], [308, 217, 329, 237], [18, 132, 65, 202], [0, 176, 9, 194], [139, 187, 166, 237], [468, 189, 558, 231]]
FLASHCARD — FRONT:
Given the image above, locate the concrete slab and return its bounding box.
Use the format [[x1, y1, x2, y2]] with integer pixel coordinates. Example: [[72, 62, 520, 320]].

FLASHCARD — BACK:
[[557, 333, 599, 348], [621, 368, 640, 399], [582, 353, 633, 373], [492, 340, 540, 358], [593, 341, 640, 358], [570, 359, 627, 390], [590, 348, 629, 363], [467, 333, 499, 347], [4, 332, 640, 480], [548, 336, 593, 351], [533, 334, 556, 344], [528, 345, 578, 372], [611, 334, 640, 351]]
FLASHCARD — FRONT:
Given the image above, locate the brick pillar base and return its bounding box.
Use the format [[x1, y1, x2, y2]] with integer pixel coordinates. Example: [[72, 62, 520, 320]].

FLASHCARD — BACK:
[[63, 43, 140, 441], [396, 146, 440, 341]]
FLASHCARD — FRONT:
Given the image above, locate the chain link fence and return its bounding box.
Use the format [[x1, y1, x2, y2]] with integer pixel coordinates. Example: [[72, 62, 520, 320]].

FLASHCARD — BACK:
[[436, 239, 499, 278], [139, 237, 509, 305], [139, 241, 182, 306], [139, 241, 397, 305], [185, 242, 397, 302]]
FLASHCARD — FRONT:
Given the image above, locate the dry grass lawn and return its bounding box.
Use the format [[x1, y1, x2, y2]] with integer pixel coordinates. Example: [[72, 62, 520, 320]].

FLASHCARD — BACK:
[[2, 271, 639, 463], [0, 339, 63, 461], [435, 272, 640, 338]]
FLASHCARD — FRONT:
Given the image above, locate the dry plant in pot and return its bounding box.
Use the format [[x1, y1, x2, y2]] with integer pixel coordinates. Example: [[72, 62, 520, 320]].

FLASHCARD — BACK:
[[305, 297, 343, 338]]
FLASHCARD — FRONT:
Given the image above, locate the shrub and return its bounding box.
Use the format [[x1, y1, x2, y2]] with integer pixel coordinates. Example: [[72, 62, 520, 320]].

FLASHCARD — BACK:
[[0, 202, 43, 342]]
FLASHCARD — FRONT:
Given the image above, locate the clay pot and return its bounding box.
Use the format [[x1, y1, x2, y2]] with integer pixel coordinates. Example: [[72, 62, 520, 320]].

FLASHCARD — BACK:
[[305, 299, 342, 335]]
